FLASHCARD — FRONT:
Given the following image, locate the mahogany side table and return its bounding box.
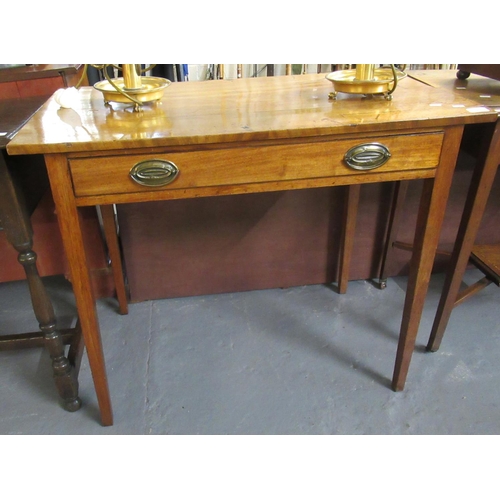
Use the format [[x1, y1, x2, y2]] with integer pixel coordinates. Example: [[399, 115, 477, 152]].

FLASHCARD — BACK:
[[7, 74, 498, 426]]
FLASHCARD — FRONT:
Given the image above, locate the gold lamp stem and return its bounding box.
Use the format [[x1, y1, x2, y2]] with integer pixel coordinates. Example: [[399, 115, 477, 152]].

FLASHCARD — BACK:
[[355, 64, 375, 81], [122, 64, 142, 90]]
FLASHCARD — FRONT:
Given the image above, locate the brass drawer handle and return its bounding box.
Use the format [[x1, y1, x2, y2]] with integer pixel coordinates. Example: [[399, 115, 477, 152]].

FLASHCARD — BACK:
[[344, 143, 391, 170], [129, 159, 179, 187]]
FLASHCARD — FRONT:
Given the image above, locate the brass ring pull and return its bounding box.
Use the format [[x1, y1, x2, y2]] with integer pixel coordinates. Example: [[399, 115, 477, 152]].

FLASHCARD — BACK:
[[344, 143, 391, 170], [129, 159, 179, 187]]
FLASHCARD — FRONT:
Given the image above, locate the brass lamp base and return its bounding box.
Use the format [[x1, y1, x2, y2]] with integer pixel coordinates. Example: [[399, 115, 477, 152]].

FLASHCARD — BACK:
[[326, 66, 406, 101], [94, 76, 171, 111]]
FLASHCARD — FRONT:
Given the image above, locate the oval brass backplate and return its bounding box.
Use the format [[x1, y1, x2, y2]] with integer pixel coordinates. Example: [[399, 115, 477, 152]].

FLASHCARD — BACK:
[[344, 143, 391, 170], [129, 159, 179, 187]]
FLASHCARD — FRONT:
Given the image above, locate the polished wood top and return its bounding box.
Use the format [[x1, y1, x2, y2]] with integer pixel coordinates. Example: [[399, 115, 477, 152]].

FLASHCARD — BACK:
[[7, 73, 498, 156]]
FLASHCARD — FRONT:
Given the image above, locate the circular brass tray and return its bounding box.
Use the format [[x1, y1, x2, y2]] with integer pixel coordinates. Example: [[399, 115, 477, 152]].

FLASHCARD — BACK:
[[94, 76, 171, 106], [326, 68, 406, 96]]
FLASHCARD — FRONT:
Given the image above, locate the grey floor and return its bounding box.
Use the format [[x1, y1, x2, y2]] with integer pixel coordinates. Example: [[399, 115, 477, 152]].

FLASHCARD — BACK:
[[1, 268, 499, 435]]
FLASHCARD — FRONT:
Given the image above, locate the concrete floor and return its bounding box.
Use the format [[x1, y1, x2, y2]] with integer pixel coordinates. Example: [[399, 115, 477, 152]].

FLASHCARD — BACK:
[[1, 268, 500, 435]]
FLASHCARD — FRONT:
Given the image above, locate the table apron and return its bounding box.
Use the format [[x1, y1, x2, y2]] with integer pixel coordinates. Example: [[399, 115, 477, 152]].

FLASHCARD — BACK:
[[67, 131, 444, 206]]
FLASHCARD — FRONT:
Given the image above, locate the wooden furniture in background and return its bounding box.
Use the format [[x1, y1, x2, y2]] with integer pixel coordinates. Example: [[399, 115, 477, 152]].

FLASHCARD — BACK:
[[0, 97, 81, 412], [457, 64, 500, 81], [411, 71, 500, 352], [376, 70, 500, 354], [454, 244, 500, 305], [0, 66, 124, 302], [7, 73, 497, 426], [428, 119, 500, 352], [0, 64, 87, 100]]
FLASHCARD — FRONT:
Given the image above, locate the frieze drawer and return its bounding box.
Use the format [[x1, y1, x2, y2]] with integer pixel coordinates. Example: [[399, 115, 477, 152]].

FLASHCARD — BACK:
[[69, 132, 444, 199]]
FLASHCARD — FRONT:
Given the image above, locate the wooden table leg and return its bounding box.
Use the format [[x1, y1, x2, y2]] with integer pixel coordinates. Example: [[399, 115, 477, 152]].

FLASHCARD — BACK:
[[337, 185, 360, 294], [0, 153, 81, 411], [45, 153, 113, 426], [99, 205, 128, 315], [392, 125, 464, 391], [427, 120, 500, 352]]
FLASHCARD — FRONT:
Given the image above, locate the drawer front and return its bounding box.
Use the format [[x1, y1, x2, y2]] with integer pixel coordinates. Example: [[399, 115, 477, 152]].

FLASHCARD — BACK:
[[70, 132, 443, 198]]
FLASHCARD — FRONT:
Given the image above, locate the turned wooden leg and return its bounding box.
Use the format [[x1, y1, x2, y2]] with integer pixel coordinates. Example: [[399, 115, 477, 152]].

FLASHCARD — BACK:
[[18, 249, 81, 411], [0, 153, 81, 411]]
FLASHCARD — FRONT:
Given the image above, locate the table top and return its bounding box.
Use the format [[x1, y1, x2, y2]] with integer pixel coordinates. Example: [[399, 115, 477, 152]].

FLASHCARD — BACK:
[[7, 72, 498, 157]]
